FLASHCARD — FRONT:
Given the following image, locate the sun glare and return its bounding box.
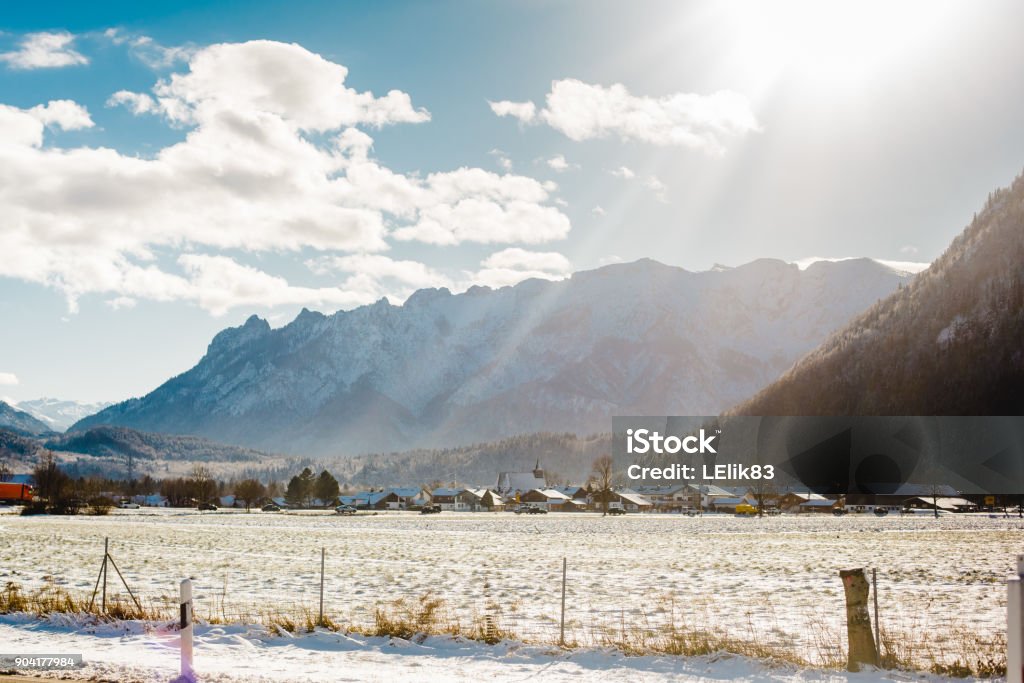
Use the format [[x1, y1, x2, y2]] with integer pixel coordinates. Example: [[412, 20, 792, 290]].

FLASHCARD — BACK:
[[720, 0, 961, 91]]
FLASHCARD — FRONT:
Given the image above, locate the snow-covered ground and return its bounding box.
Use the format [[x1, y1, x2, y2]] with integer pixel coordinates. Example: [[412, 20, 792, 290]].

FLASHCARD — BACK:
[[0, 509, 1017, 669], [0, 612, 987, 682]]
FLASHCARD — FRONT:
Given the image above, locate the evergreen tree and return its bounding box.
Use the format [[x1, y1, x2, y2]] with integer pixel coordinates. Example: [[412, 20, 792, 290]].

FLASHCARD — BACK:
[[285, 467, 316, 507], [314, 469, 340, 507]]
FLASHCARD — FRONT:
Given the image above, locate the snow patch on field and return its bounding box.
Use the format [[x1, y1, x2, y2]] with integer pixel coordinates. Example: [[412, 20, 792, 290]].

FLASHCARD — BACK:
[[0, 612, 979, 682]]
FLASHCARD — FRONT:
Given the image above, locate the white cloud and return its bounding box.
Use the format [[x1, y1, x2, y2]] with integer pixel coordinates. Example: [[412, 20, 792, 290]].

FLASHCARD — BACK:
[[179, 254, 372, 316], [307, 253, 454, 305], [29, 100, 94, 130], [643, 176, 666, 192], [643, 175, 668, 203], [610, 166, 635, 179], [591, 205, 606, 216], [107, 90, 158, 115], [487, 99, 536, 122], [0, 372, 19, 386], [0, 40, 570, 315], [481, 248, 571, 272], [150, 40, 431, 130], [105, 296, 137, 310], [900, 245, 919, 255], [0, 100, 94, 147], [0, 32, 88, 70], [492, 79, 759, 154], [546, 154, 575, 172], [609, 166, 667, 202], [488, 148, 513, 171], [104, 30, 196, 69], [391, 168, 569, 245], [470, 248, 572, 288]]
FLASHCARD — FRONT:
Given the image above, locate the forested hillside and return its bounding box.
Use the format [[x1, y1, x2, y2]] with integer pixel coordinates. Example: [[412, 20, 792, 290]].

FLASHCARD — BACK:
[[328, 432, 611, 487], [732, 171, 1024, 415], [46, 426, 271, 463]]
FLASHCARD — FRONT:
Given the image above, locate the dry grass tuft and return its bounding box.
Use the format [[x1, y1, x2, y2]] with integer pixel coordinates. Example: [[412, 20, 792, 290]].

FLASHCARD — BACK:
[[0, 579, 1008, 677]]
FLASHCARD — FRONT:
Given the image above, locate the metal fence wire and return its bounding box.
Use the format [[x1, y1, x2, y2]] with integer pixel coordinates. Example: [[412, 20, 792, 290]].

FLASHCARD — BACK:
[[27, 538, 1002, 671]]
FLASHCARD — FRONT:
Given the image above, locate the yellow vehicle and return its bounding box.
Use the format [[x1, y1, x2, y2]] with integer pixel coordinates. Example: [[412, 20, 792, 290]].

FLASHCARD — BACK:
[[735, 503, 758, 516]]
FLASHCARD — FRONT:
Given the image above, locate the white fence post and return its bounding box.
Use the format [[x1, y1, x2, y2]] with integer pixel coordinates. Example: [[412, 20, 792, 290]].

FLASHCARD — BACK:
[[180, 579, 195, 683], [319, 547, 325, 627], [559, 557, 567, 646], [1008, 555, 1024, 683]]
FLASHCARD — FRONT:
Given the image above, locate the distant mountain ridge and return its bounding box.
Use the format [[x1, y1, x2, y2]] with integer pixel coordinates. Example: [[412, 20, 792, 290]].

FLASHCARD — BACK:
[[0, 400, 51, 436], [74, 257, 912, 455], [731, 171, 1024, 416], [16, 398, 112, 432], [45, 425, 273, 463]]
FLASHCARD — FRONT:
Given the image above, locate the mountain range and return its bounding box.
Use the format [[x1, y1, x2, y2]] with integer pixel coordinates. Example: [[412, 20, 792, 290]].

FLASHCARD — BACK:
[[15, 398, 112, 432], [74, 257, 912, 455], [0, 400, 51, 436]]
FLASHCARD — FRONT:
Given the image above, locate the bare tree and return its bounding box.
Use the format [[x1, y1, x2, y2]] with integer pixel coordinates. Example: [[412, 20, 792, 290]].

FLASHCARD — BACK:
[[589, 454, 614, 516], [545, 470, 567, 488], [189, 465, 216, 505], [234, 479, 266, 512], [750, 477, 779, 518], [0, 454, 11, 482]]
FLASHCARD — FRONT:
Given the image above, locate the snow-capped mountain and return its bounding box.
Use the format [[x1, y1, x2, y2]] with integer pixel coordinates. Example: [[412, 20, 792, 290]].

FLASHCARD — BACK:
[[73, 258, 913, 455], [16, 398, 113, 432], [0, 400, 52, 436]]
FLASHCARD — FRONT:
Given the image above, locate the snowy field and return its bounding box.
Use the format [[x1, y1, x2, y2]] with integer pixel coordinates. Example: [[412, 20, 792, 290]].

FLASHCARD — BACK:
[[0, 612, 990, 683], [1, 509, 1019, 668]]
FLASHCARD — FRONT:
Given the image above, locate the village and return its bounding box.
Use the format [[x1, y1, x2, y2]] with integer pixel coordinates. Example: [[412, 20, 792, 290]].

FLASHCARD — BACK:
[[1, 458, 989, 516]]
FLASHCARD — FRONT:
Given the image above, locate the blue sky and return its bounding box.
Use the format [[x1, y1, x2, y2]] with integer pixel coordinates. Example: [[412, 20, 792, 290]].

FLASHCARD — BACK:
[[2, 0, 1024, 404]]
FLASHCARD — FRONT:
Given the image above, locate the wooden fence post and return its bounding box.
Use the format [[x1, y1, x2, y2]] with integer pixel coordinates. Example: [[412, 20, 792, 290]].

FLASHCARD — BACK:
[[1008, 555, 1024, 683], [872, 568, 880, 657], [102, 537, 108, 613], [839, 567, 878, 671]]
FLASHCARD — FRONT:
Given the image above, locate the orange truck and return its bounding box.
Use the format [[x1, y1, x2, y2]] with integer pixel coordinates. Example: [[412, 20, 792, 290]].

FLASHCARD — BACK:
[[0, 482, 34, 503]]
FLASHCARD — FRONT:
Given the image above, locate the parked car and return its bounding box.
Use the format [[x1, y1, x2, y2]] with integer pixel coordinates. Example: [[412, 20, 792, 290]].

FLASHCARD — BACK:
[[119, 501, 140, 509], [197, 502, 218, 511], [420, 504, 442, 514], [335, 504, 357, 515], [607, 507, 626, 515], [261, 503, 281, 512], [525, 505, 548, 514]]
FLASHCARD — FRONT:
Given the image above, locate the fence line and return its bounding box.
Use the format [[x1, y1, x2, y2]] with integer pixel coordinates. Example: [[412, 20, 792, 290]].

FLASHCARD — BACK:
[[5, 536, 1009, 674]]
